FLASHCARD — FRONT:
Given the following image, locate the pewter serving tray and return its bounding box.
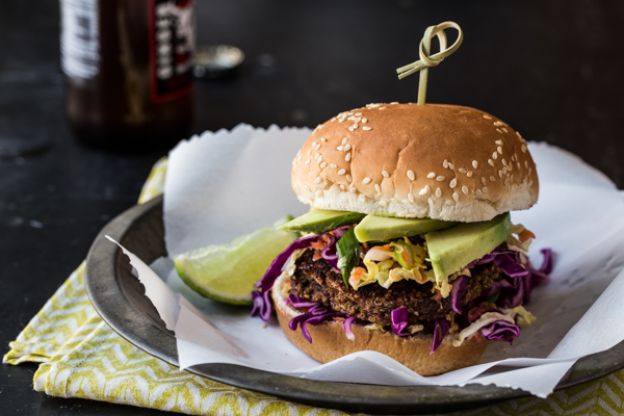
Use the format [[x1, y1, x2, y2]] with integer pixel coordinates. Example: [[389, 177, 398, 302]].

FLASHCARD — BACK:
[[85, 196, 624, 414]]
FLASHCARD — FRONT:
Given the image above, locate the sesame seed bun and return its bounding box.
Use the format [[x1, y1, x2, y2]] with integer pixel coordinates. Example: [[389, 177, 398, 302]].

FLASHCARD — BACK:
[[291, 103, 538, 222], [272, 272, 487, 376]]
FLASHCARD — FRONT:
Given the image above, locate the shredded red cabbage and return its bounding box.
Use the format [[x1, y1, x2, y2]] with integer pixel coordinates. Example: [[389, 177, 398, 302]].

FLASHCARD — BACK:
[[343, 316, 356, 340], [332, 225, 351, 239], [288, 303, 338, 343], [287, 291, 356, 343], [390, 306, 410, 336], [320, 236, 339, 268], [480, 320, 520, 343], [451, 275, 468, 314], [469, 245, 553, 309], [432, 319, 449, 352], [287, 293, 317, 309], [250, 290, 272, 321], [250, 234, 318, 321]]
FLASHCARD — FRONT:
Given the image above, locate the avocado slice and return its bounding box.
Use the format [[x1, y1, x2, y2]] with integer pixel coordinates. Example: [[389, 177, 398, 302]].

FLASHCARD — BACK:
[[425, 213, 511, 283], [279, 209, 365, 234], [354, 214, 455, 242]]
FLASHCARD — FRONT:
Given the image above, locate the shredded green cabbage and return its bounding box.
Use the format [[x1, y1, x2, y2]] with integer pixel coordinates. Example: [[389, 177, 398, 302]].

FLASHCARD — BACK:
[[349, 238, 432, 290]]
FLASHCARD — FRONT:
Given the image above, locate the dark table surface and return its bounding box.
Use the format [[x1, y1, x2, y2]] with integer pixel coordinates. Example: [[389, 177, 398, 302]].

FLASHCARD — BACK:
[[1, 0, 623, 414]]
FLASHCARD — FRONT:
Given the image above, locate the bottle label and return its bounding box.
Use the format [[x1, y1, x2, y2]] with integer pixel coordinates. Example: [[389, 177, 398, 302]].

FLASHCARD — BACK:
[[60, 0, 100, 79], [149, 0, 195, 102]]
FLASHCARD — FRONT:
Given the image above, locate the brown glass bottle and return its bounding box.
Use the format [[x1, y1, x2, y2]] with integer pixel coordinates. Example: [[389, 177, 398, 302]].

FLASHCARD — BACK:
[[60, 0, 195, 150]]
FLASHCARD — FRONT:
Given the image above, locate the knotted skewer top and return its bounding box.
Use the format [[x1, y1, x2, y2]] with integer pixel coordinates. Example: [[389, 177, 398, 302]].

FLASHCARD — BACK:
[[396, 21, 464, 105]]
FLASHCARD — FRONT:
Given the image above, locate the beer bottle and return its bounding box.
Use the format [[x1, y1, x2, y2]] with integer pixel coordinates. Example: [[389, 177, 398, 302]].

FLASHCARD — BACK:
[[60, 0, 195, 149]]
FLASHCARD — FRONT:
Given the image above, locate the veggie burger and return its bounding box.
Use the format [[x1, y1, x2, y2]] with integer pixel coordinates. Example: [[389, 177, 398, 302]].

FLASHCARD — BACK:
[[251, 102, 552, 375]]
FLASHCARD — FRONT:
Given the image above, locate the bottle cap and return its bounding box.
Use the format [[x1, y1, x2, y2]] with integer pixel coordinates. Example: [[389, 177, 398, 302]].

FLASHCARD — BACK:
[[193, 45, 245, 79]]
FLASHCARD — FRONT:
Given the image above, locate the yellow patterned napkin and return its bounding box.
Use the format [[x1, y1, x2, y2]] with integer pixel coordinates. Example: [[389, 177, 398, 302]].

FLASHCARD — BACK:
[[4, 158, 624, 415]]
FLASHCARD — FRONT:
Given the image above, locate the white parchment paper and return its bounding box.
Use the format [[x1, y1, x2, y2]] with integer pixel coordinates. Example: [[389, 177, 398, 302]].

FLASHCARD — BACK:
[[112, 125, 624, 397]]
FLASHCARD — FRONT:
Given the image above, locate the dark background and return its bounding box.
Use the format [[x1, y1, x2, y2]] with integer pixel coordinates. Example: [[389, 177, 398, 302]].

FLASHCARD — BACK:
[[1, 0, 623, 414]]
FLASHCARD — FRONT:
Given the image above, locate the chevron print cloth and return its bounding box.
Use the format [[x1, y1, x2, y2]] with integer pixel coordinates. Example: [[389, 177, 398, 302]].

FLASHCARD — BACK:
[[4, 158, 624, 415]]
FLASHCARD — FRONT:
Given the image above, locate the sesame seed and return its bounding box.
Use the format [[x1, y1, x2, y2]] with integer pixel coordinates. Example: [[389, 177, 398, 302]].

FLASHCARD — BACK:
[[516, 131, 522, 138], [452, 192, 460, 202], [374, 184, 381, 193], [524, 160, 529, 168], [443, 159, 449, 169], [343, 143, 352, 151], [498, 170, 504, 178], [497, 146, 503, 155], [458, 168, 467, 174], [472, 160, 479, 169], [390, 101, 399, 104], [345, 153, 351, 162], [467, 171, 474, 178], [362, 126, 372, 131], [490, 176, 496, 182], [427, 172, 436, 179], [495, 139, 503, 146], [381, 170, 390, 178], [448, 162, 455, 170], [493, 120, 505, 127], [419, 185, 431, 196], [502, 127, 509, 133], [305, 159, 311, 166], [521, 144, 528, 153], [435, 187, 442, 198], [346, 174, 353, 182], [461, 185, 469, 195], [496, 128, 504, 134], [320, 161, 327, 168], [348, 125, 357, 132], [342, 137, 349, 144], [330, 163, 337, 169], [355, 112, 362, 116], [339, 184, 346, 191], [379, 106, 386, 110], [321, 137, 328, 142], [449, 178, 457, 188], [407, 170, 415, 181], [337, 169, 346, 176], [336, 145, 343, 151], [361, 117, 368, 123], [481, 177, 487, 185], [436, 175, 445, 182], [502, 158, 507, 166], [488, 159, 495, 167], [492, 152, 498, 160], [315, 177, 322, 184], [363, 177, 372, 184], [483, 115, 492, 120]]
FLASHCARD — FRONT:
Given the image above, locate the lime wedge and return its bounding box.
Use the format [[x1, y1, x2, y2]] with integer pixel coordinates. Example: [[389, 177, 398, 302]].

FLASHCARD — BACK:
[[174, 227, 297, 305]]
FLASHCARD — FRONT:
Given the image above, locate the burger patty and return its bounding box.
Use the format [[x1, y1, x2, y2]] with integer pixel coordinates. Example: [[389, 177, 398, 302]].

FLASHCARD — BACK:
[[289, 249, 501, 328]]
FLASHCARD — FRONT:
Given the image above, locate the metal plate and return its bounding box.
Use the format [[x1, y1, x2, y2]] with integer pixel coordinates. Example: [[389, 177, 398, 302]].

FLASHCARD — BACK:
[[85, 196, 624, 414]]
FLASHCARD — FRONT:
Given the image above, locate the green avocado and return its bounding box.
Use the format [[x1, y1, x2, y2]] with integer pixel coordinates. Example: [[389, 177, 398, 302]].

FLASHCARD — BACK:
[[279, 209, 365, 234], [425, 213, 511, 282], [354, 214, 455, 242]]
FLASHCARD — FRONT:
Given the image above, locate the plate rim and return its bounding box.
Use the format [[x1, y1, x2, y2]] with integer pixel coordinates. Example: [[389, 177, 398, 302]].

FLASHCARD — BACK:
[[85, 196, 624, 414]]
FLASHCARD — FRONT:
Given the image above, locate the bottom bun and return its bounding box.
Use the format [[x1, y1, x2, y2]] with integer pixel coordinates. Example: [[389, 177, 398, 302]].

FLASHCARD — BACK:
[[272, 272, 487, 376]]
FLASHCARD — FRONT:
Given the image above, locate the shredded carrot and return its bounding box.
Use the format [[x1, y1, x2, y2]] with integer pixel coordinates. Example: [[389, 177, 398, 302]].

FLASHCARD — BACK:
[[518, 228, 536, 242]]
